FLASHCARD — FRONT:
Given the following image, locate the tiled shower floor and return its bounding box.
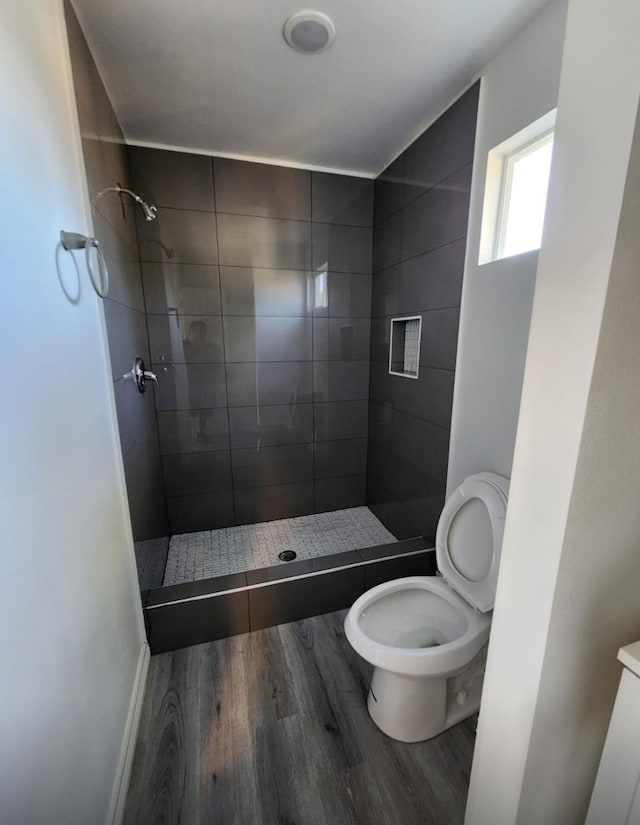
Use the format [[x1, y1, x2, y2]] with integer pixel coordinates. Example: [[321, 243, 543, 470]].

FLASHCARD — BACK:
[[162, 506, 397, 586]]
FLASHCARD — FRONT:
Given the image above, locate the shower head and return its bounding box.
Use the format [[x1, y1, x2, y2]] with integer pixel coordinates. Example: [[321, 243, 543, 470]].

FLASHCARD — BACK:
[[94, 184, 158, 221], [140, 201, 158, 221]]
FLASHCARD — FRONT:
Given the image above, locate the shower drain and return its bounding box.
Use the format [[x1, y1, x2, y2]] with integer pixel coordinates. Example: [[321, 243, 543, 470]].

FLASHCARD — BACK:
[[278, 550, 297, 562]]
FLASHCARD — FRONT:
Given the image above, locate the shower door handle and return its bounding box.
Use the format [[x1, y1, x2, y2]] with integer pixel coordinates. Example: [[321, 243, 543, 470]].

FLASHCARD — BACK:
[[123, 357, 158, 393]]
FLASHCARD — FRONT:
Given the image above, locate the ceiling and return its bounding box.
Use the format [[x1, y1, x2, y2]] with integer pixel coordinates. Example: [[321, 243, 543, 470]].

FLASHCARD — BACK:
[[72, 0, 551, 177]]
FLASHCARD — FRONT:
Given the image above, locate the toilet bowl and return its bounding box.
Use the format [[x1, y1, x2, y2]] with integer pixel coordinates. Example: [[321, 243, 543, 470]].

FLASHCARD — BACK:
[[345, 472, 509, 742]]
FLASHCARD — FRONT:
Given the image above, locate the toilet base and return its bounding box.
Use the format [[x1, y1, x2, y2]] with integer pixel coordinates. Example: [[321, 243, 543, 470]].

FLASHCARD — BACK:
[[366, 645, 487, 742]]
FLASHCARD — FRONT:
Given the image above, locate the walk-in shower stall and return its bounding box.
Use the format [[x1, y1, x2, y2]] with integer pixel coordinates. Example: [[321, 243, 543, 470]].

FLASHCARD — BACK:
[[65, 2, 478, 650]]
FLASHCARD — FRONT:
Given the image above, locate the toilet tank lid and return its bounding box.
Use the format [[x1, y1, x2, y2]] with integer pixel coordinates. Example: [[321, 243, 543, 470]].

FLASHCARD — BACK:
[[436, 472, 510, 613]]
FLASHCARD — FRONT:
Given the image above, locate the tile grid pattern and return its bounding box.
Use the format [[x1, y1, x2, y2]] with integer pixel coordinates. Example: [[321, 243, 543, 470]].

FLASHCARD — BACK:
[[310, 174, 317, 539], [69, 18, 476, 582], [65, 4, 169, 593], [368, 83, 480, 540], [163, 506, 396, 585], [128, 147, 375, 534], [134, 537, 170, 591]]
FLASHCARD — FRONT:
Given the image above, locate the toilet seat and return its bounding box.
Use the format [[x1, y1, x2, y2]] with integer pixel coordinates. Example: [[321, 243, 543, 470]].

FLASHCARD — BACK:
[[436, 472, 509, 613], [344, 576, 491, 677]]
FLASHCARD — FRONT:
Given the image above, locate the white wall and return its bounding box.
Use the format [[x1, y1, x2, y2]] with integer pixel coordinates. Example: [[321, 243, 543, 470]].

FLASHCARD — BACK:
[[0, 3, 147, 823], [466, 0, 640, 821], [447, 0, 567, 494]]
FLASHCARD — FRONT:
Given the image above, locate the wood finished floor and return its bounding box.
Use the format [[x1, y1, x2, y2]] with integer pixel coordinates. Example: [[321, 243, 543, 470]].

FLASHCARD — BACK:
[[124, 610, 476, 825]]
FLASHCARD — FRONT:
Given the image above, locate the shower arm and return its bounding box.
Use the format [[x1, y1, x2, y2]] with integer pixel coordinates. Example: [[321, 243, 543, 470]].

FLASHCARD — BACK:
[[94, 184, 157, 221]]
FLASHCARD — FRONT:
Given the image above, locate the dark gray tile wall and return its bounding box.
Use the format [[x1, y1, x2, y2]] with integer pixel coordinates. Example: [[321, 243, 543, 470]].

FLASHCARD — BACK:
[[64, 3, 169, 589], [128, 147, 374, 532], [67, 3, 474, 555], [368, 83, 479, 540]]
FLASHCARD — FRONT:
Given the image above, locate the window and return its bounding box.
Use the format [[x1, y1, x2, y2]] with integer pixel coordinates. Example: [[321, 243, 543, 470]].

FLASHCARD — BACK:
[[479, 110, 556, 264], [389, 316, 422, 379], [497, 131, 554, 258]]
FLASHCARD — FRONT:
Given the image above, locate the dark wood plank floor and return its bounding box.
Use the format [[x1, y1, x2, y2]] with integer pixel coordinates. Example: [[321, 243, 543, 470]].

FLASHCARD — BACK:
[[124, 610, 476, 825]]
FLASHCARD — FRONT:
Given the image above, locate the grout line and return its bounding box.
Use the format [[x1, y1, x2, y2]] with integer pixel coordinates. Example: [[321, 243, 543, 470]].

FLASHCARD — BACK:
[[399, 160, 474, 211], [165, 471, 367, 499], [370, 237, 463, 277], [218, 263, 373, 275], [127, 145, 172, 576], [369, 407, 452, 434], [155, 358, 371, 368], [159, 436, 368, 459], [146, 311, 372, 319], [157, 402, 369, 416], [371, 234, 468, 275], [211, 156, 235, 527], [370, 305, 461, 320], [140, 260, 372, 277], [310, 171, 317, 513], [152, 357, 371, 367], [364, 194, 375, 483], [372, 158, 474, 228], [136, 200, 374, 231]]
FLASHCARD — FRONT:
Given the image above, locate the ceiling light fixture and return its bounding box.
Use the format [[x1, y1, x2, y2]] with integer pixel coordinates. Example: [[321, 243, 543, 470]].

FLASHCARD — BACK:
[[283, 11, 336, 54]]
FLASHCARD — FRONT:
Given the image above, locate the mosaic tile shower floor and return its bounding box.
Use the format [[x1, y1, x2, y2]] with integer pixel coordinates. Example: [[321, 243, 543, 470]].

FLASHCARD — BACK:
[[163, 506, 397, 586]]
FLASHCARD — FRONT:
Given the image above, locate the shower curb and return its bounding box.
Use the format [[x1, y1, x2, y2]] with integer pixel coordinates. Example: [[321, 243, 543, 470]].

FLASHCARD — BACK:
[[142, 538, 435, 654]]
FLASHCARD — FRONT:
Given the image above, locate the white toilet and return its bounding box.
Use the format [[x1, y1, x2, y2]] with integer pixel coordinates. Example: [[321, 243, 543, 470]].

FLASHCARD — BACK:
[[344, 472, 509, 742]]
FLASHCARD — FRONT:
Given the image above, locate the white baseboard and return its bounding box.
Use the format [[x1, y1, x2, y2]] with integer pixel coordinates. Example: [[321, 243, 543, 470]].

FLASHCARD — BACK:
[[107, 642, 150, 825]]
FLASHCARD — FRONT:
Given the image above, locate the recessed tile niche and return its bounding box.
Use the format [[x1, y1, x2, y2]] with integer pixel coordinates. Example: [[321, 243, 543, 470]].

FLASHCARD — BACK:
[[389, 316, 422, 378]]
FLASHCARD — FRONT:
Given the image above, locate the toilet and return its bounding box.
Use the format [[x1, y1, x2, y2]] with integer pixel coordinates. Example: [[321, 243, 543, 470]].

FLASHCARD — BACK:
[[344, 472, 509, 742]]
